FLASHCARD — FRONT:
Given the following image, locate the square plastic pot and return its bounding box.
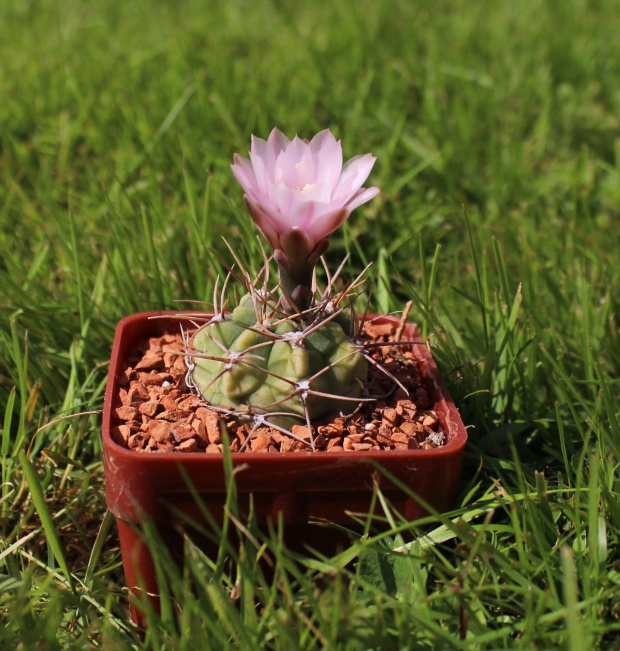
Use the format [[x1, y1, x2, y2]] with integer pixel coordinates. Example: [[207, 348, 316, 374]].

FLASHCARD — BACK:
[[102, 311, 467, 626]]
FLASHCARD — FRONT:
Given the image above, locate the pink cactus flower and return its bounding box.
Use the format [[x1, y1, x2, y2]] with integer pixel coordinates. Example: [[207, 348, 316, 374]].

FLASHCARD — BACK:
[[231, 128, 379, 266]]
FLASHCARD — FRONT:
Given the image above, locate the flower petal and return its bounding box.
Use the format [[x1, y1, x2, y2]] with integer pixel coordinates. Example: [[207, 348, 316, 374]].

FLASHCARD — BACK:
[[230, 154, 259, 195], [294, 205, 350, 242], [332, 154, 377, 203], [248, 151, 270, 196], [309, 128, 338, 155], [244, 197, 283, 250], [343, 186, 380, 211], [274, 136, 308, 188], [275, 183, 302, 218], [294, 145, 317, 187], [289, 199, 319, 229], [251, 129, 289, 191], [266, 127, 291, 158], [310, 130, 343, 193], [307, 237, 330, 265]]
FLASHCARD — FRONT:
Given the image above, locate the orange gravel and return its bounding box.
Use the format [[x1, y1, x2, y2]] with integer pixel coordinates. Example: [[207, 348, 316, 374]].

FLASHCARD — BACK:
[[111, 320, 446, 454]]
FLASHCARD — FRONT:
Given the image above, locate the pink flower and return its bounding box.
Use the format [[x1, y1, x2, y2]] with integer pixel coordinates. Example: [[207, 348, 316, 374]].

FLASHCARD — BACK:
[[231, 128, 379, 266]]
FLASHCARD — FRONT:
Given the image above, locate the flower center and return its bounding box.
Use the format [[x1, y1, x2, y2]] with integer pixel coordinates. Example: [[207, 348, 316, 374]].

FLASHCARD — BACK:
[[289, 182, 316, 193]]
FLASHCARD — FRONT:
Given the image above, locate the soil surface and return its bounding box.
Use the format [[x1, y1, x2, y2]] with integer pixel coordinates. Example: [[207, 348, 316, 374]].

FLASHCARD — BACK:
[[111, 319, 446, 454]]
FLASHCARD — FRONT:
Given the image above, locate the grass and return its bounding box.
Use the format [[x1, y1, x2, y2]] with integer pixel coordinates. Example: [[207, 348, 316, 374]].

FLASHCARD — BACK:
[[1, 0, 619, 647]]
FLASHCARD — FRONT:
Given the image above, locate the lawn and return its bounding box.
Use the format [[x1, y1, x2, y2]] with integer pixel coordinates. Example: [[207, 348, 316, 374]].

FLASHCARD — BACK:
[[1, 0, 619, 648]]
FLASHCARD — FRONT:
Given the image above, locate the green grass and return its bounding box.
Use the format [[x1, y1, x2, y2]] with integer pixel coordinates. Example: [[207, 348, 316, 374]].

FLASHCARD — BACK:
[[1, 0, 619, 647]]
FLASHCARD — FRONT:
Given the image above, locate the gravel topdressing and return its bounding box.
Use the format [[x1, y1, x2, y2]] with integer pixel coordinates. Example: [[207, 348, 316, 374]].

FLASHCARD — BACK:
[[111, 319, 446, 454]]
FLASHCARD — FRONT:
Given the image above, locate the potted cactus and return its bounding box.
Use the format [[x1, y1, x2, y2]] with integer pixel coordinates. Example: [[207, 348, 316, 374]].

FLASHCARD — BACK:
[[102, 128, 467, 625]]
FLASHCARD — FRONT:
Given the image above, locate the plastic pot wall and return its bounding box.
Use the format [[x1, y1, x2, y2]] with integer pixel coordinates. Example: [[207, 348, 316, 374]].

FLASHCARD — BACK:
[[102, 311, 467, 626]]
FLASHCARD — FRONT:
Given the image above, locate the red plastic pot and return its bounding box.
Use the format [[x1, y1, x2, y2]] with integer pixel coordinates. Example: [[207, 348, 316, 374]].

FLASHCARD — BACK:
[[102, 311, 467, 626]]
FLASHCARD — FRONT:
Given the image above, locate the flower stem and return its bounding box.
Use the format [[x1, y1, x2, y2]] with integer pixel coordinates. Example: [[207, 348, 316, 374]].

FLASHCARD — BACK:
[[278, 263, 314, 315]]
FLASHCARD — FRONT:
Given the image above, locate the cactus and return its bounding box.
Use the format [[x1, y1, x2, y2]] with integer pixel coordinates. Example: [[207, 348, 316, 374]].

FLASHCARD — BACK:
[[184, 128, 385, 449], [190, 293, 368, 427]]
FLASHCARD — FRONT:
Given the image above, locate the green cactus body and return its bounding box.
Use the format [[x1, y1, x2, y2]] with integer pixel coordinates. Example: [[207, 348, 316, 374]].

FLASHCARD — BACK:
[[190, 295, 367, 424]]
